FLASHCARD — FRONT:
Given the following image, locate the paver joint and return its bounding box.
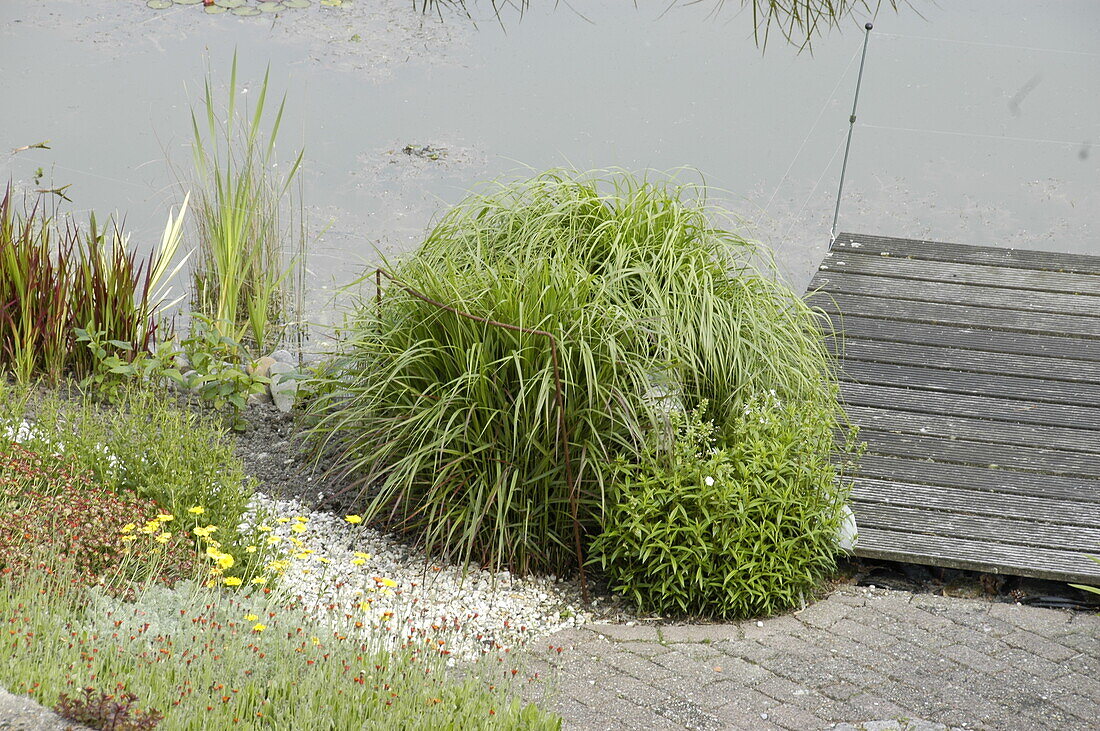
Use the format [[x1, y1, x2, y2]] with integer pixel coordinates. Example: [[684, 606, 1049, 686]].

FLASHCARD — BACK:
[[527, 585, 1100, 730]]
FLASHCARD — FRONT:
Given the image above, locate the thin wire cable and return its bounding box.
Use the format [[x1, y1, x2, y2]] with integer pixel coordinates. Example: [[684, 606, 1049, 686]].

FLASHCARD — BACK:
[[781, 132, 846, 244], [858, 123, 1091, 148], [875, 31, 1100, 59], [756, 43, 862, 223]]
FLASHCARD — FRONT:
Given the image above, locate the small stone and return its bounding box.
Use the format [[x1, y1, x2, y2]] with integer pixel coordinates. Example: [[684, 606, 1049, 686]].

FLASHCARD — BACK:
[[247, 391, 272, 406], [268, 362, 299, 413], [270, 349, 296, 365], [250, 356, 277, 379]]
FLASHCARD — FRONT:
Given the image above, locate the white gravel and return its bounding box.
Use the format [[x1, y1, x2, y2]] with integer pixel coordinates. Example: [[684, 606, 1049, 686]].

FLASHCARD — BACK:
[[244, 492, 602, 661]]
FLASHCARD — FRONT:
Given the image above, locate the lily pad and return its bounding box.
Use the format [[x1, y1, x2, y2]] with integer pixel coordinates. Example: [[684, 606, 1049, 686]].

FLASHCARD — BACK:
[[147, 0, 173, 8], [320, 0, 343, 6], [173, 0, 203, 5], [203, 5, 227, 13], [215, 0, 244, 7], [258, 1, 285, 11], [232, 6, 262, 15], [284, 0, 312, 7]]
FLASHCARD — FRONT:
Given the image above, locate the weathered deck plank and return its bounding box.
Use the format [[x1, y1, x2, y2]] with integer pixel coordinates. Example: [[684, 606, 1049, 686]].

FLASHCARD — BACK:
[[810, 232, 1100, 584], [837, 361, 1100, 407], [822, 315, 1100, 361], [829, 339, 1100, 383]]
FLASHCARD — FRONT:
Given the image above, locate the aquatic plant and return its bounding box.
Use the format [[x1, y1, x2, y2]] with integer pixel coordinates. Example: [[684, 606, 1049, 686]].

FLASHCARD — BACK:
[[418, 0, 899, 49], [0, 186, 186, 384], [304, 171, 845, 579], [188, 52, 303, 355]]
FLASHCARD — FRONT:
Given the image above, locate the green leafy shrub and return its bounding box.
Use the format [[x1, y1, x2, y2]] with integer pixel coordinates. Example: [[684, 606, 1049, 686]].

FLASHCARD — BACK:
[[305, 171, 844, 579], [76, 315, 269, 430], [177, 314, 270, 416], [0, 442, 197, 589], [591, 399, 857, 619]]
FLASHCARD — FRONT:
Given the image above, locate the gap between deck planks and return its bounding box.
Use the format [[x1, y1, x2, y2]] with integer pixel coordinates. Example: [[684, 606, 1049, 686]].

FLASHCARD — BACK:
[[808, 233, 1100, 585]]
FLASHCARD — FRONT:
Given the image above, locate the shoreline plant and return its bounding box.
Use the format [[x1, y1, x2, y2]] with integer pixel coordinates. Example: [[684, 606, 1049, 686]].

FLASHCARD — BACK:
[[188, 52, 303, 355], [305, 170, 854, 599], [0, 186, 187, 384]]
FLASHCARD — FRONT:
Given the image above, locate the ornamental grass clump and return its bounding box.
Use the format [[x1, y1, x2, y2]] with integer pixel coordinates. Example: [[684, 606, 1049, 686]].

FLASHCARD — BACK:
[[306, 170, 850, 587]]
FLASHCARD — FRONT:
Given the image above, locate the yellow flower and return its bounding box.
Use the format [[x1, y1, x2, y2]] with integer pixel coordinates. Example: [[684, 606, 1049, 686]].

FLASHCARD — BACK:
[[245, 545, 258, 554], [294, 516, 308, 523], [120, 523, 136, 533], [317, 556, 330, 565], [257, 525, 273, 532], [244, 614, 259, 622], [120, 534, 138, 543], [380, 578, 398, 588], [155, 532, 172, 544], [250, 576, 268, 585], [223, 577, 243, 586], [193, 526, 216, 539], [294, 552, 312, 560], [252, 623, 266, 632], [351, 558, 367, 566], [156, 514, 174, 522], [310, 636, 320, 646], [275, 517, 291, 524], [139, 522, 158, 534], [266, 535, 281, 545], [188, 506, 205, 515], [354, 552, 371, 560], [205, 546, 235, 570], [345, 515, 363, 524], [290, 523, 306, 534]]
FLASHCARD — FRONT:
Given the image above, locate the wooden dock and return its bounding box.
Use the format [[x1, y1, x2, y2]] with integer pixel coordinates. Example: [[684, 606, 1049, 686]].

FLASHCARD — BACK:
[[807, 233, 1100, 584]]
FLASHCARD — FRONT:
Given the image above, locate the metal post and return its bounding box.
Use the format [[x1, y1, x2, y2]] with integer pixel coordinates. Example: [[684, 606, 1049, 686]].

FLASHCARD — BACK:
[[830, 22, 874, 246]]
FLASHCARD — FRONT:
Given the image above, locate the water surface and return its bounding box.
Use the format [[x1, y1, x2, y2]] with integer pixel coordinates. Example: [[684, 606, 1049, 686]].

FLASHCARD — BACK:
[[1, 0, 1097, 323]]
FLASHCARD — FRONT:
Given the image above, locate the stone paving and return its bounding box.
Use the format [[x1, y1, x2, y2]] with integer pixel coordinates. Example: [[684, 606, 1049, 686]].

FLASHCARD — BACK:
[[525, 585, 1099, 730]]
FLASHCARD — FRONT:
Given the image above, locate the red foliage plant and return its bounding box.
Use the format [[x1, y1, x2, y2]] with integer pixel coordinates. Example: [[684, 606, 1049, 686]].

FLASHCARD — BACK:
[[54, 686, 163, 731], [0, 442, 197, 589]]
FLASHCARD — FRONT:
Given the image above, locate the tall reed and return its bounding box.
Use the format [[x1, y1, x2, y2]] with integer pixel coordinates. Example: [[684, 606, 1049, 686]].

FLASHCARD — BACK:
[[189, 53, 303, 354]]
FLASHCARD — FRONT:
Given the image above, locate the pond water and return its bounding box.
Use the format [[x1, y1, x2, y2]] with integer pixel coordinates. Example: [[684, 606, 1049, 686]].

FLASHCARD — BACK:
[[1, 0, 1097, 327]]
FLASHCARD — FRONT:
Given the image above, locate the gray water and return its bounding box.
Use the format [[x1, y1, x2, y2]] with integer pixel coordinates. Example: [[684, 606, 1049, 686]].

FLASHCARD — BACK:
[[1, 0, 1097, 324]]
